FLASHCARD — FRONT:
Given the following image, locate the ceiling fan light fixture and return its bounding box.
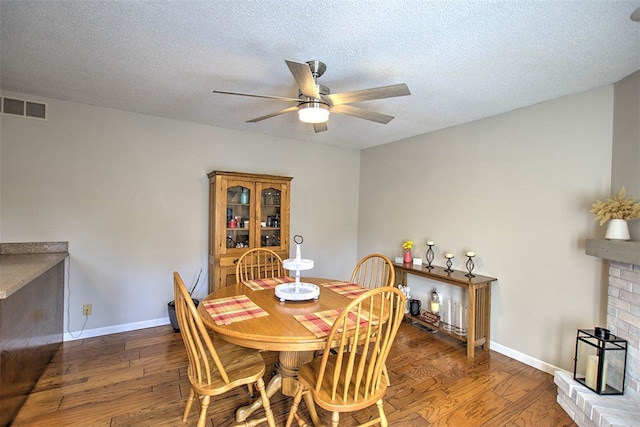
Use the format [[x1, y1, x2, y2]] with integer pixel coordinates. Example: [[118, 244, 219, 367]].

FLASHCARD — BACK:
[[298, 102, 330, 123]]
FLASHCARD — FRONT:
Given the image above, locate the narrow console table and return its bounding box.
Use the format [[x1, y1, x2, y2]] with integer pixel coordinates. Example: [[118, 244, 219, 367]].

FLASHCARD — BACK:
[[394, 263, 497, 358]]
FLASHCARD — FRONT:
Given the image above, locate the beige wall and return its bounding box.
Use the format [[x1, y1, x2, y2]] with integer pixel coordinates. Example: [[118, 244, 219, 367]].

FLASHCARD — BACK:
[[0, 91, 361, 336], [358, 86, 614, 372], [0, 83, 622, 372], [612, 70, 640, 240]]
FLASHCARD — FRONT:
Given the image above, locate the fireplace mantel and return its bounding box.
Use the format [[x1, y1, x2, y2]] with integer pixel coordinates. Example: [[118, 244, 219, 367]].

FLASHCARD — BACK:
[[559, 238, 640, 426], [585, 239, 640, 265]]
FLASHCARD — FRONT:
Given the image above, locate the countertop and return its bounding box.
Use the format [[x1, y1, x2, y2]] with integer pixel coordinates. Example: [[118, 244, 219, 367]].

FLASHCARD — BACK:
[[0, 242, 68, 299]]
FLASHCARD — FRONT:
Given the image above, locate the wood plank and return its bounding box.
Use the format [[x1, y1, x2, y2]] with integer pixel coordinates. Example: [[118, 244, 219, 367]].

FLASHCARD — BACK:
[[13, 321, 575, 426]]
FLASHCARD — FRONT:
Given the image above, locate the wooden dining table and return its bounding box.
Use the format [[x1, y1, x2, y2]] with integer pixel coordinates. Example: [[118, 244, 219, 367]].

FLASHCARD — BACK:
[[197, 276, 366, 425]]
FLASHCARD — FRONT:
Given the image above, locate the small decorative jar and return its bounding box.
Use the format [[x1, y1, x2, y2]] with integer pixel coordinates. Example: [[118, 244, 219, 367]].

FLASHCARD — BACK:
[[403, 250, 413, 263], [240, 188, 249, 204]]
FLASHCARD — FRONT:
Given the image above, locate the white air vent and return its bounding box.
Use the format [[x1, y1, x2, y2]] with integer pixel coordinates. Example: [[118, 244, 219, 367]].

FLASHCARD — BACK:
[[0, 97, 47, 120]]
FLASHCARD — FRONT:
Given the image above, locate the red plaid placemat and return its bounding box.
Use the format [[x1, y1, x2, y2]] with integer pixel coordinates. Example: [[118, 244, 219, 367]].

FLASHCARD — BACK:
[[322, 282, 368, 299], [202, 295, 268, 325], [294, 308, 377, 338], [242, 276, 295, 291]]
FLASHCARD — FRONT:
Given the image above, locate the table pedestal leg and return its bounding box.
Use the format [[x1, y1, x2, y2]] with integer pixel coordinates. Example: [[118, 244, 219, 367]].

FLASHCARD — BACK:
[[236, 350, 321, 425], [236, 373, 281, 422], [278, 350, 314, 396]]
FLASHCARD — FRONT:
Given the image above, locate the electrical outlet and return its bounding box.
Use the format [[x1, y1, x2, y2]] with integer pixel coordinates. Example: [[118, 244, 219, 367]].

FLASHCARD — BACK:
[[83, 304, 92, 315]]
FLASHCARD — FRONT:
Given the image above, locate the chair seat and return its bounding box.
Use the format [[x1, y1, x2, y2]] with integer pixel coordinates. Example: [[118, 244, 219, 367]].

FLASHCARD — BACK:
[[190, 343, 266, 394], [298, 355, 388, 413]]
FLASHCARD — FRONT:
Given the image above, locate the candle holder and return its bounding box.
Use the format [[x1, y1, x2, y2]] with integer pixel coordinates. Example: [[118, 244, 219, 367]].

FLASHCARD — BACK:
[[425, 243, 435, 270], [444, 255, 454, 273], [441, 299, 455, 332], [465, 254, 476, 278], [454, 304, 468, 337], [574, 328, 627, 395]]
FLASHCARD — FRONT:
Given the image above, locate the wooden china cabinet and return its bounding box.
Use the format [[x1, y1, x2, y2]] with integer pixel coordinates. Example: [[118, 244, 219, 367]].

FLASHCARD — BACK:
[[208, 171, 293, 292]]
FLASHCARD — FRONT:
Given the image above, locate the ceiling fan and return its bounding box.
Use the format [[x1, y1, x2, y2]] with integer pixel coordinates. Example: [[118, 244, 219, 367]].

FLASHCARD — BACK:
[[213, 60, 411, 133]]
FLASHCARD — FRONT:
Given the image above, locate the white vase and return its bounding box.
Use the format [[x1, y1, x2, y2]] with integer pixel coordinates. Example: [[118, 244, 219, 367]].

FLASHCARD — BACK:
[[605, 219, 630, 240]]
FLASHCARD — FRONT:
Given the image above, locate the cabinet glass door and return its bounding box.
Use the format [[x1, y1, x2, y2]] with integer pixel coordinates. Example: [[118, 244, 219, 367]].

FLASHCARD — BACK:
[[226, 183, 251, 250], [259, 185, 282, 249]]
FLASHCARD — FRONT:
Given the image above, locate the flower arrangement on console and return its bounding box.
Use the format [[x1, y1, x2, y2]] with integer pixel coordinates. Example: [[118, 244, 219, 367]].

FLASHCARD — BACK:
[[590, 187, 640, 225], [402, 240, 414, 263], [402, 240, 414, 251]]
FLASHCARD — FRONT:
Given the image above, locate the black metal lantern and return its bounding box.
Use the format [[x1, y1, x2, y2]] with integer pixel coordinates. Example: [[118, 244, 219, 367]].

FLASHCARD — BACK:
[[573, 327, 627, 395]]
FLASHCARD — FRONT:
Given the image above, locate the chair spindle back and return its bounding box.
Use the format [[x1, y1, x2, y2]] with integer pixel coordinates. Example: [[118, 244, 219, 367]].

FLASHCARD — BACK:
[[316, 287, 405, 402], [174, 272, 229, 386], [236, 248, 287, 282], [350, 253, 395, 289]]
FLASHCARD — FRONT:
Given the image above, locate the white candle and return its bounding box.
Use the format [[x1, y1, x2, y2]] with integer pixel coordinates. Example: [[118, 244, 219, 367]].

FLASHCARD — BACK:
[[445, 253, 453, 259], [585, 355, 597, 389], [427, 241, 434, 246], [445, 299, 451, 325], [452, 302, 458, 327], [466, 251, 475, 257], [584, 355, 607, 391], [430, 300, 439, 314]]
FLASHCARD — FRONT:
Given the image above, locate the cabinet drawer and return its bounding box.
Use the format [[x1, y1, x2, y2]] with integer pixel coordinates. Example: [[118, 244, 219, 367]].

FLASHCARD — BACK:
[[219, 256, 241, 267]]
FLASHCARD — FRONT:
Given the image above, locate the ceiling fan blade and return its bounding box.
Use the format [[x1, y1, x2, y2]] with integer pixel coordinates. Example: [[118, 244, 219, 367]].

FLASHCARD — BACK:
[[326, 83, 410, 106], [330, 104, 395, 124], [213, 89, 300, 102], [313, 122, 328, 133], [246, 106, 299, 123], [285, 60, 320, 99]]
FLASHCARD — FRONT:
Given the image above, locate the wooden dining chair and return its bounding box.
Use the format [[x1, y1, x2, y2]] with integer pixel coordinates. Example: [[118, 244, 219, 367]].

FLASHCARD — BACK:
[[285, 287, 406, 427], [349, 254, 396, 385], [236, 248, 287, 282], [350, 253, 395, 289], [173, 272, 276, 427]]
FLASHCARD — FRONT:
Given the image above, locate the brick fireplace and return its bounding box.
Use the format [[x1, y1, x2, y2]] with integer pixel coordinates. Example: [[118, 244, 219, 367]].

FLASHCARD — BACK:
[[555, 239, 640, 426]]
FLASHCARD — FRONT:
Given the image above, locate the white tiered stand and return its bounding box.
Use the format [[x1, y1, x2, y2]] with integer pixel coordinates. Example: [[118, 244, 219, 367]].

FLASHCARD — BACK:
[[275, 237, 319, 302]]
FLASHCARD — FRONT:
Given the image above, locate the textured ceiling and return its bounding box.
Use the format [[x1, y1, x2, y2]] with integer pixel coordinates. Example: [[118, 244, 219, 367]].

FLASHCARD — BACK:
[[1, 1, 639, 150]]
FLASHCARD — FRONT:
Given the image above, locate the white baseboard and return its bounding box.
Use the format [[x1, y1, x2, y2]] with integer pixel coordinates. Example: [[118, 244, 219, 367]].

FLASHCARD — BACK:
[[64, 320, 560, 376], [490, 340, 561, 375], [64, 317, 171, 341]]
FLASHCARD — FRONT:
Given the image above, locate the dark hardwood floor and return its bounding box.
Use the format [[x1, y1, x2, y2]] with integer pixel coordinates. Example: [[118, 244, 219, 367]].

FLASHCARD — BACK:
[[12, 321, 575, 426]]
